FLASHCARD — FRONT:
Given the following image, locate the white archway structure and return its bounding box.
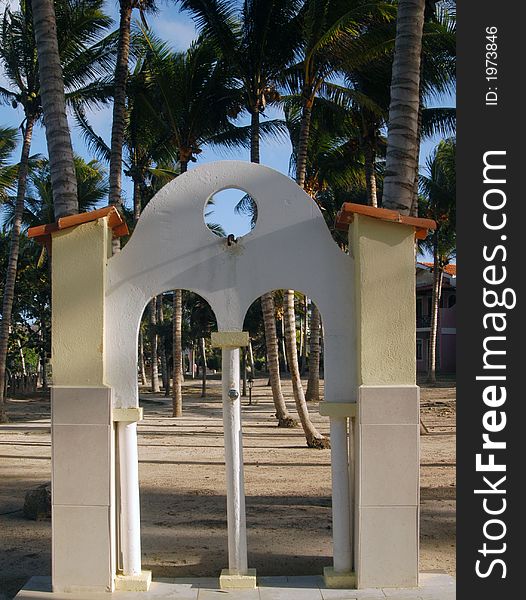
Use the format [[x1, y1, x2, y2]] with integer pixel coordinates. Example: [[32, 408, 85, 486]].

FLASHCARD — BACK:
[[106, 162, 355, 588], [29, 161, 433, 594], [106, 161, 356, 409]]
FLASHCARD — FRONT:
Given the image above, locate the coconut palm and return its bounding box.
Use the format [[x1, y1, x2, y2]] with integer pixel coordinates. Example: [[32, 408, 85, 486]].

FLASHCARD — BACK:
[[3, 156, 108, 230], [109, 0, 157, 214], [382, 0, 426, 214], [180, 0, 302, 429], [0, 0, 113, 421], [32, 0, 78, 218], [418, 138, 455, 383], [0, 127, 19, 422], [285, 0, 393, 189], [0, 155, 108, 422], [138, 31, 245, 173], [0, 127, 19, 203]]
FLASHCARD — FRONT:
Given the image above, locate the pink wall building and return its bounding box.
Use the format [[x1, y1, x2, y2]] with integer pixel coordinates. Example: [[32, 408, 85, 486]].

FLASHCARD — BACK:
[[416, 262, 456, 374]]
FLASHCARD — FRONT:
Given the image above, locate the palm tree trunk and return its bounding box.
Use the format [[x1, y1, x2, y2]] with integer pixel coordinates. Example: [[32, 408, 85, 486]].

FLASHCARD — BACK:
[[0, 115, 35, 423], [382, 0, 426, 215], [261, 293, 296, 427], [138, 330, 147, 386], [17, 339, 27, 376], [364, 140, 378, 208], [249, 107, 292, 424], [248, 341, 255, 375], [283, 290, 328, 448], [427, 238, 443, 384], [109, 0, 132, 213], [149, 297, 160, 393], [241, 349, 247, 397], [296, 103, 313, 188], [200, 337, 207, 398], [170, 163, 187, 412], [133, 179, 141, 224], [157, 296, 169, 395], [279, 318, 288, 373], [32, 0, 78, 219], [172, 289, 183, 416], [190, 344, 195, 379], [305, 303, 321, 402], [300, 295, 308, 374], [250, 110, 260, 164]]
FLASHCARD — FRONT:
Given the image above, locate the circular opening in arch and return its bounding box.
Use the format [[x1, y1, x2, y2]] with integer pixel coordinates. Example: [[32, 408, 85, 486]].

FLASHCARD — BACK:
[[204, 188, 257, 238]]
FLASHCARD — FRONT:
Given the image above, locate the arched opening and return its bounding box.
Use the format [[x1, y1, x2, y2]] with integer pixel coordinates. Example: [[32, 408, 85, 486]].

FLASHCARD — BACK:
[[132, 287, 332, 579], [135, 290, 238, 579], [241, 289, 332, 576]]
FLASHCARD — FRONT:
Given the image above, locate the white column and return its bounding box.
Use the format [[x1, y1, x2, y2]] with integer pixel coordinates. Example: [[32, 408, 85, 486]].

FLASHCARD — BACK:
[[117, 421, 142, 575], [330, 416, 352, 573], [222, 347, 248, 574]]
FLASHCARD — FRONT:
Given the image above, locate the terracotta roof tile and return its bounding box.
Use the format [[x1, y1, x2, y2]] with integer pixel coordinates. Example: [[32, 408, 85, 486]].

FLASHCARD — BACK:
[[335, 203, 436, 239], [27, 206, 129, 246]]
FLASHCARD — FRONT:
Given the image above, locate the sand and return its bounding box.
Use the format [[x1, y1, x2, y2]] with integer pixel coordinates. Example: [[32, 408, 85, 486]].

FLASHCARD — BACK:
[[0, 377, 455, 599]]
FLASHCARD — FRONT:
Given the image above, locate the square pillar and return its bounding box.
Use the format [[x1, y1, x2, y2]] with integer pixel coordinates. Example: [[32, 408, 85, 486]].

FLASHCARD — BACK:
[[49, 217, 115, 592], [350, 213, 420, 589]]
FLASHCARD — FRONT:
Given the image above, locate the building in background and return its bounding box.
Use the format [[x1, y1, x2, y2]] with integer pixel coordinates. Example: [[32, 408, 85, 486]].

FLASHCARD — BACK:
[[416, 262, 456, 374]]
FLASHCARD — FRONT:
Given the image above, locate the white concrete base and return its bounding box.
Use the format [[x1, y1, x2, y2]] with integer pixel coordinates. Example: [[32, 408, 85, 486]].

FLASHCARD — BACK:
[[323, 566, 357, 588], [114, 570, 152, 591], [16, 573, 455, 599], [220, 568, 257, 589]]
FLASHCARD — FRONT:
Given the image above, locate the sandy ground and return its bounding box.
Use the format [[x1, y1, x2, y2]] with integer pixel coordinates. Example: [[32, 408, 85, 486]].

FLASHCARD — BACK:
[[0, 377, 455, 599]]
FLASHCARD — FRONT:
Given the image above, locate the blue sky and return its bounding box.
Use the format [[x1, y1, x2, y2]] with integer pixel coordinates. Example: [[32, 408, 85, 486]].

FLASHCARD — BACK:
[[0, 0, 455, 238]]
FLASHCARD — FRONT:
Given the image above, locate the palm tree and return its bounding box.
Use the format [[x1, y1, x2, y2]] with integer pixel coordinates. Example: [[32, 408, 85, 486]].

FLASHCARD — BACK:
[[180, 0, 300, 429], [0, 0, 113, 422], [0, 154, 108, 422], [281, 1, 392, 413], [109, 0, 157, 214], [138, 29, 288, 415], [283, 290, 328, 447], [32, 0, 78, 218], [0, 127, 19, 422], [286, 0, 392, 190], [0, 127, 18, 203], [3, 156, 108, 229], [419, 138, 455, 383], [382, 0, 426, 214], [138, 31, 244, 173]]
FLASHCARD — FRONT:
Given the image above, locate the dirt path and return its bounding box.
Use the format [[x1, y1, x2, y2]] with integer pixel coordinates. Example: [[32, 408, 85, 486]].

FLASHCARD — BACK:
[[0, 378, 455, 599]]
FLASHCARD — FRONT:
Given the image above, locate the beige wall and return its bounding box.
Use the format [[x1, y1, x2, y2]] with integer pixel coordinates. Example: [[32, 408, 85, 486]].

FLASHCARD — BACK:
[[51, 219, 110, 386], [351, 215, 416, 386]]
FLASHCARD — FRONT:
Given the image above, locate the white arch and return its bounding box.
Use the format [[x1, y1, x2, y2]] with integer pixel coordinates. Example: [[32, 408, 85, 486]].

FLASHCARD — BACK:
[[105, 161, 356, 407]]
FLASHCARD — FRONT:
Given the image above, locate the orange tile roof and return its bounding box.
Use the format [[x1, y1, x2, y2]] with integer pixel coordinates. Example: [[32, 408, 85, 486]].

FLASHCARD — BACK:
[[335, 203, 436, 239], [421, 262, 456, 276], [27, 206, 129, 245]]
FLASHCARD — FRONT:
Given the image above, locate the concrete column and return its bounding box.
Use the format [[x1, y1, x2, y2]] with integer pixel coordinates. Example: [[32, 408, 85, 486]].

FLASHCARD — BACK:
[[49, 218, 114, 593], [117, 421, 142, 575], [330, 416, 352, 573], [350, 213, 420, 589], [211, 331, 256, 590], [319, 402, 357, 589], [221, 347, 248, 574]]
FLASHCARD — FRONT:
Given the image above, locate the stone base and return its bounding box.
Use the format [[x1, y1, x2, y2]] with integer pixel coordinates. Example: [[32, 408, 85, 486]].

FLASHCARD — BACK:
[[15, 573, 455, 599], [323, 566, 357, 588], [114, 570, 152, 591], [219, 568, 257, 589]]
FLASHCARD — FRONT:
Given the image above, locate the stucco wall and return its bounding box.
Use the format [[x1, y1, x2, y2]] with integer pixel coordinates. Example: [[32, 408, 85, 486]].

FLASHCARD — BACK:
[[104, 161, 357, 408]]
